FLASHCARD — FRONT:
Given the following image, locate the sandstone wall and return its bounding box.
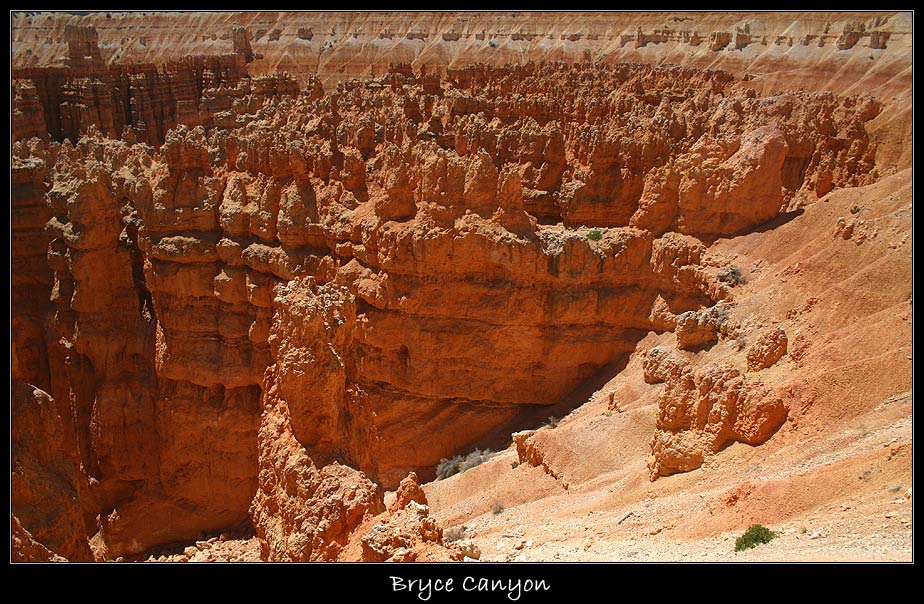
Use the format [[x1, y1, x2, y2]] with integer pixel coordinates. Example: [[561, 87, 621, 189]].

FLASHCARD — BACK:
[[12, 25, 297, 147]]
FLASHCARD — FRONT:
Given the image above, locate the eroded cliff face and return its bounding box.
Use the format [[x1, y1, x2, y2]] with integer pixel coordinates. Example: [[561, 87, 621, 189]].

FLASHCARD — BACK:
[[11, 12, 912, 101], [10, 15, 901, 561], [11, 25, 296, 147]]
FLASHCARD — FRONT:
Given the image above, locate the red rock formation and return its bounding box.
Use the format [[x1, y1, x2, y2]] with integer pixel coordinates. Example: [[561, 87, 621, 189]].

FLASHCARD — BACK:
[[64, 25, 104, 70], [648, 364, 789, 480], [837, 29, 863, 50], [59, 77, 117, 139], [710, 31, 732, 50], [9, 57, 884, 559], [674, 301, 733, 350], [642, 346, 688, 384], [390, 472, 428, 512], [250, 278, 384, 561], [746, 327, 789, 371], [346, 470, 461, 563], [869, 31, 890, 49], [672, 126, 789, 236], [43, 138, 160, 557], [35, 133, 263, 558], [648, 232, 711, 303], [11, 380, 93, 561], [232, 27, 256, 63], [9, 10, 913, 565], [359, 501, 460, 562], [11, 25, 296, 146], [11, 150, 54, 391], [12, 81, 48, 142], [11, 516, 67, 562], [513, 429, 569, 487]]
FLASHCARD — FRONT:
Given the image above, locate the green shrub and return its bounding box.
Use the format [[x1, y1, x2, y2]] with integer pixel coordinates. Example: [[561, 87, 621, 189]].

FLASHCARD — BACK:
[[586, 229, 603, 241], [735, 524, 777, 552]]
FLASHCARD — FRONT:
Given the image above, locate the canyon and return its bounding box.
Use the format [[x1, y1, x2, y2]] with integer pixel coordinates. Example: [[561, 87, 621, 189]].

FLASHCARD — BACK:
[[10, 11, 913, 563]]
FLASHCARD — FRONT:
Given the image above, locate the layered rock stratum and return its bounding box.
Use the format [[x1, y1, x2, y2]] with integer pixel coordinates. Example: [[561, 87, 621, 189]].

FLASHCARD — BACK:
[[10, 11, 912, 562]]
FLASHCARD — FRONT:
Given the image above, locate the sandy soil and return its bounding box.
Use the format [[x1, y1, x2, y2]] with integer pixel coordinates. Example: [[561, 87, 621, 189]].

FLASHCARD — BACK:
[[424, 169, 913, 562]]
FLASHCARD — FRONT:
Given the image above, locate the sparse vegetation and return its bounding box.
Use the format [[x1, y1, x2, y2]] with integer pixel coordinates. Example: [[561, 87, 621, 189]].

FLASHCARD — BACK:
[[850, 205, 864, 214], [717, 265, 747, 286], [735, 524, 777, 552], [443, 526, 466, 543], [545, 416, 560, 429], [492, 500, 504, 515], [586, 229, 603, 241], [511, 461, 519, 469], [435, 448, 495, 480]]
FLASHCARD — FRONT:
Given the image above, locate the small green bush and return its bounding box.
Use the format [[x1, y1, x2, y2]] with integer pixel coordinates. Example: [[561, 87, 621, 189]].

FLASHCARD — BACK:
[[586, 229, 603, 241], [735, 524, 777, 552]]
